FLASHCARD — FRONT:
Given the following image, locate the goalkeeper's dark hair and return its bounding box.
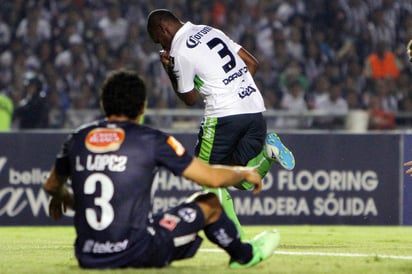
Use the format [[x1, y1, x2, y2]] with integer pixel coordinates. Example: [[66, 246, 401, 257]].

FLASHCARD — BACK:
[[101, 69, 146, 119]]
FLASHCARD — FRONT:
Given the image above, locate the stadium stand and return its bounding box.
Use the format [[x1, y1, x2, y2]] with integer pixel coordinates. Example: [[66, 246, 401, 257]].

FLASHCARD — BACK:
[[1, 0, 412, 131]]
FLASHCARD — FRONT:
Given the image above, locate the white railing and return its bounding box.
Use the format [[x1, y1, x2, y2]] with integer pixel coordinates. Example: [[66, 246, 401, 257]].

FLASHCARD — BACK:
[[62, 108, 412, 133]]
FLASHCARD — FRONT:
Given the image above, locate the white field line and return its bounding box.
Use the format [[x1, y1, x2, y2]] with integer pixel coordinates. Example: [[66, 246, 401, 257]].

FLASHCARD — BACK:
[[199, 248, 412, 260]]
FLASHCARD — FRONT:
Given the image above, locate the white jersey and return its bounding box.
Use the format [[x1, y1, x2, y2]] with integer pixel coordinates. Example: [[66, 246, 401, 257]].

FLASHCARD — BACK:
[[170, 22, 266, 118]]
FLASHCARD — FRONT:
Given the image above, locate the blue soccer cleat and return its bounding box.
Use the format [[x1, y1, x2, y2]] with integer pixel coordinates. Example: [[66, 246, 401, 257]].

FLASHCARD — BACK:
[[264, 133, 295, 170]]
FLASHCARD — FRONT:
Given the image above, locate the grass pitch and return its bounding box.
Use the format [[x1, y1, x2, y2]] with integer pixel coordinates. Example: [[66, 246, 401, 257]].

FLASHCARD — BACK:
[[1, 225, 412, 274]]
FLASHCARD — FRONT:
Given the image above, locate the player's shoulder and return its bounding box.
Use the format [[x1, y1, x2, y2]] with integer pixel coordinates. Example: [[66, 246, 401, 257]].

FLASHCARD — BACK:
[[73, 119, 104, 134], [122, 122, 170, 143]]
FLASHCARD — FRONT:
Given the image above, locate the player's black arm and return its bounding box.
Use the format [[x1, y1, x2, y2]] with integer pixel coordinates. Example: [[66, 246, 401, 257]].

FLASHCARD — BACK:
[[238, 47, 259, 76], [160, 50, 200, 106], [164, 65, 199, 106], [176, 89, 199, 106], [163, 65, 199, 106]]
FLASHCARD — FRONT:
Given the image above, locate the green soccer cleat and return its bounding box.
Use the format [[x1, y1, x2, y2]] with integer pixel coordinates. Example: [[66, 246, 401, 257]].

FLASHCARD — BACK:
[[229, 229, 280, 268], [264, 133, 295, 170]]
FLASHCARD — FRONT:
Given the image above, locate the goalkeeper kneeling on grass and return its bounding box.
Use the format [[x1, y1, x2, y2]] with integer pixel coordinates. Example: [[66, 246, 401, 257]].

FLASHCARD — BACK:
[[43, 69, 280, 269]]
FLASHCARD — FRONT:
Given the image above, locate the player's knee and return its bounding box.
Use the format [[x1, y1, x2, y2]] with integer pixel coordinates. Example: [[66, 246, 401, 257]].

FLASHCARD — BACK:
[[194, 192, 222, 210], [186, 191, 223, 224]]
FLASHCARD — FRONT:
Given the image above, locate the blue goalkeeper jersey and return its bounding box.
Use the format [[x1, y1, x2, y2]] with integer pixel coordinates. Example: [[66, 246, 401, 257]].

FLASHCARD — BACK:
[[53, 119, 192, 268]]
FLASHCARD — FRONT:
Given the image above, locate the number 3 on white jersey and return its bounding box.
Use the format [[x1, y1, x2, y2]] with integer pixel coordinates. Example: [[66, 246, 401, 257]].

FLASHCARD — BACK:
[[84, 173, 114, 231]]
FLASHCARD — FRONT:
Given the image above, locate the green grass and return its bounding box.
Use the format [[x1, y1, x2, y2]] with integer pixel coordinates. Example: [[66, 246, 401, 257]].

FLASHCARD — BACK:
[[1, 226, 412, 274]]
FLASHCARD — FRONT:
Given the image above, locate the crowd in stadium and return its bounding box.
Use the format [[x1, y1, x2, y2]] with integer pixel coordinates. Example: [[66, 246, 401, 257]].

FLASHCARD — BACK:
[[1, 0, 412, 130]]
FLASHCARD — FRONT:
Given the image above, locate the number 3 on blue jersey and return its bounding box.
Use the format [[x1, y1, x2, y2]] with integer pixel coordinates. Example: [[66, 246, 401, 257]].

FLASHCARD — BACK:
[[84, 173, 115, 231]]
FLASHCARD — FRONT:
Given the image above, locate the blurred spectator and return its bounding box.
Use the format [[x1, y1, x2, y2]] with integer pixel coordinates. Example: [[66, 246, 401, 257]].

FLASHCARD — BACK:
[[13, 71, 49, 129], [285, 26, 304, 63], [55, 34, 96, 72], [113, 44, 136, 70], [304, 40, 328, 83], [64, 58, 95, 105], [276, 80, 310, 129], [64, 80, 99, 129], [0, 0, 410, 130], [396, 70, 412, 103], [0, 13, 11, 51], [97, 2, 128, 52], [367, 8, 396, 50], [276, 0, 306, 24], [255, 57, 279, 96], [340, 0, 370, 38], [278, 60, 309, 95], [211, 0, 227, 28], [312, 82, 349, 129], [308, 75, 330, 109], [224, 9, 246, 42], [124, 0, 147, 25], [16, 4, 51, 54], [311, 0, 346, 51], [253, 2, 277, 58], [340, 58, 366, 95], [272, 36, 292, 74], [124, 22, 143, 62], [373, 78, 398, 113], [93, 41, 113, 88], [367, 94, 396, 130], [0, 51, 13, 90], [345, 88, 365, 110], [48, 90, 66, 129], [398, 95, 412, 127], [364, 41, 402, 80]]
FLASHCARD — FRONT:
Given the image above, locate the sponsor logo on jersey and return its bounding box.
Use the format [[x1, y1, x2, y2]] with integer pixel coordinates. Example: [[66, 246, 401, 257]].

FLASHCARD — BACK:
[[238, 85, 257, 99], [159, 213, 181, 231], [178, 207, 197, 223], [214, 228, 234, 247], [222, 66, 248, 85], [186, 26, 213, 48], [167, 136, 185, 156], [173, 233, 197, 247], [85, 128, 125, 153], [82, 239, 129, 254]]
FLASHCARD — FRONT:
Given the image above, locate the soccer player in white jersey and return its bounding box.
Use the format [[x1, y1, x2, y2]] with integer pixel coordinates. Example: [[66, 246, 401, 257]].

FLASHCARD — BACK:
[[147, 9, 295, 239]]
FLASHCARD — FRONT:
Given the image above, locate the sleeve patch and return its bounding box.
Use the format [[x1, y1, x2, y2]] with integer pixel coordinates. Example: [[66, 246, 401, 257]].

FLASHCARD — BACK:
[[167, 136, 186, 156]]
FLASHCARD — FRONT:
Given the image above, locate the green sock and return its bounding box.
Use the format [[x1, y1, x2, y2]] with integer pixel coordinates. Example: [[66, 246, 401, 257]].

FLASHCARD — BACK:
[[240, 150, 272, 190], [202, 186, 247, 240]]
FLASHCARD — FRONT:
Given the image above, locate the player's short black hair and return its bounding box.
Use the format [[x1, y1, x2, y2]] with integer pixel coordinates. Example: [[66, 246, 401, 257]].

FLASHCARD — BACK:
[[101, 70, 146, 119], [147, 9, 179, 34]]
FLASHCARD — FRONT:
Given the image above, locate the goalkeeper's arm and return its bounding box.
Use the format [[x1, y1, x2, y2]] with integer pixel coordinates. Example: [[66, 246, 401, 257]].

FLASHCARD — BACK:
[[407, 39, 412, 63]]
